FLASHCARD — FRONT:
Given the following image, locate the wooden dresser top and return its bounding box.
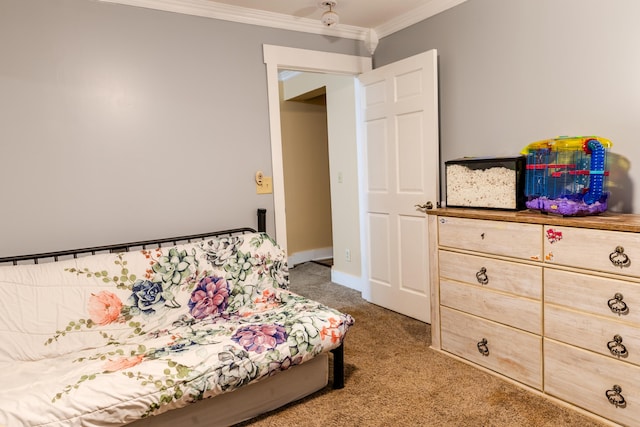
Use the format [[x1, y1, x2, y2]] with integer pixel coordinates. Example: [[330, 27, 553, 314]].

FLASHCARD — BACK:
[[427, 208, 640, 233]]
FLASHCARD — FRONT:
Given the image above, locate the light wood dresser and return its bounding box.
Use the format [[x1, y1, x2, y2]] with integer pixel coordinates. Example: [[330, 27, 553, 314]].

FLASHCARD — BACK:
[[427, 208, 640, 426]]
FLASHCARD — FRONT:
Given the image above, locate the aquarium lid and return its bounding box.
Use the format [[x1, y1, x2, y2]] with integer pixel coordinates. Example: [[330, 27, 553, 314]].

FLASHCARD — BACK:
[[445, 155, 525, 165]]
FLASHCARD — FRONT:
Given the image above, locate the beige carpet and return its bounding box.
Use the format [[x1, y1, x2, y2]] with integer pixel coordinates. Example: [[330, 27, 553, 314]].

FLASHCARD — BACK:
[[235, 262, 606, 427]]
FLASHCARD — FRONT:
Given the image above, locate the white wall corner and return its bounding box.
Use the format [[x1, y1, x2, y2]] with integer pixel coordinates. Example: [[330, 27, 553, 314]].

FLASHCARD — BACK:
[[365, 29, 379, 55]]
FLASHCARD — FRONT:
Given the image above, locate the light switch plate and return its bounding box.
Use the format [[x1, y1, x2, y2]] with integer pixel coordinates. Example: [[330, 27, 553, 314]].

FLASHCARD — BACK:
[[256, 177, 273, 194]]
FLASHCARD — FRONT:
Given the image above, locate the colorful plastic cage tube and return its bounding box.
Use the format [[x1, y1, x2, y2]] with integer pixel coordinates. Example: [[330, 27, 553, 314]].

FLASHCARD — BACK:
[[521, 136, 612, 216]]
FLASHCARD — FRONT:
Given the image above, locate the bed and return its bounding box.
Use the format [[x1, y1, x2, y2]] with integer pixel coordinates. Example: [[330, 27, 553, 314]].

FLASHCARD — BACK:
[[0, 216, 353, 426]]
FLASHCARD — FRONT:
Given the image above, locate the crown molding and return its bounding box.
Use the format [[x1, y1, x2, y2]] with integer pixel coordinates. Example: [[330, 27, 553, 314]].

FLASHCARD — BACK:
[[98, 0, 467, 45], [98, 0, 369, 41], [374, 0, 468, 39]]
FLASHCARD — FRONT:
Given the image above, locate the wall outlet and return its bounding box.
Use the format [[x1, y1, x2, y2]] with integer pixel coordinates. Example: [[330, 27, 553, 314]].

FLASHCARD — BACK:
[[345, 248, 351, 262]]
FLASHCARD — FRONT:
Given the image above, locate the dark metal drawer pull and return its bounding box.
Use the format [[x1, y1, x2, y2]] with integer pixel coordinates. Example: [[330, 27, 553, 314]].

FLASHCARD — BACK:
[[608, 293, 629, 315], [606, 384, 626, 408], [607, 335, 628, 358], [477, 338, 489, 356], [476, 267, 489, 285], [610, 246, 631, 268]]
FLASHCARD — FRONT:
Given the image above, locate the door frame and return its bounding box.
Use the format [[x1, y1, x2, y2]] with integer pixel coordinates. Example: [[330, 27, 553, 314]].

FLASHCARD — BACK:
[[262, 45, 372, 258]]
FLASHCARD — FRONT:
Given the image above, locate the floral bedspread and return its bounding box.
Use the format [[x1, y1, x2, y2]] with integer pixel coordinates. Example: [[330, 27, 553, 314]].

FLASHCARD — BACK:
[[0, 233, 353, 427]]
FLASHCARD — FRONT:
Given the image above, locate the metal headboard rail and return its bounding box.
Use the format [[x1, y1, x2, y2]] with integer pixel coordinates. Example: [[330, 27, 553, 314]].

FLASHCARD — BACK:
[[0, 227, 257, 266]]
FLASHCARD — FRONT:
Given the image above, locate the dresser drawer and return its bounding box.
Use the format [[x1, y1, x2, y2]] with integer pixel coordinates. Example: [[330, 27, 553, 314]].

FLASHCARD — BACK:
[[438, 217, 542, 260], [545, 304, 640, 366], [545, 339, 640, 426], [545, 269, 640, 325], [440, 307, 542, 389], [439, 250, 542, 299], [441, 279, 541, 334], [544, 226, 640, 278]]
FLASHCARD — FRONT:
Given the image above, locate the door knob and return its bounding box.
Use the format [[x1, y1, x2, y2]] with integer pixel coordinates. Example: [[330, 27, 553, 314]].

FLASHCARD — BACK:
[[415, 201, 434, 210]]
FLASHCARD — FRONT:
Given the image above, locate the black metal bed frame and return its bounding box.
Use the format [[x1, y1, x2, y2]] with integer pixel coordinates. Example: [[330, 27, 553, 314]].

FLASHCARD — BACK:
[[0, 207, 346, 389], [0, 227, 257, 266], [0, 209, 268, 266]]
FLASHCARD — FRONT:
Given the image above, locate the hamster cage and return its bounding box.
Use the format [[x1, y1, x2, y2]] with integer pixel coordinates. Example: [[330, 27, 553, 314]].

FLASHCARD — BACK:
[[522, 136, 612, 216]]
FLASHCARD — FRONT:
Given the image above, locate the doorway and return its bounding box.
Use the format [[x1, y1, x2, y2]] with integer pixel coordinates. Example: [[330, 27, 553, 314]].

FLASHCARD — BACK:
[[263, 45, 372, 292], [279, 80, 333, 267]]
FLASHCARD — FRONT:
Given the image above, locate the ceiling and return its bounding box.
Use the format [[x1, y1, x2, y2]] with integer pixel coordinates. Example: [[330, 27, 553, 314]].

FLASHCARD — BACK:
[[99, 0, 467, 47]]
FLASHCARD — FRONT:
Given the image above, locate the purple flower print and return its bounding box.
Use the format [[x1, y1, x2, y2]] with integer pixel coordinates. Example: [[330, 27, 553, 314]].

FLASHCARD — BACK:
[[231, 324, 287, 354], [188, 276, 230, 319]]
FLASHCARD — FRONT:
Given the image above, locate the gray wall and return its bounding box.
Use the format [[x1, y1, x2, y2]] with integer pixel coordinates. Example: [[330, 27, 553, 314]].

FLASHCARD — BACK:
[[0, 0, 366, 257], [374, 0, 638, 214]]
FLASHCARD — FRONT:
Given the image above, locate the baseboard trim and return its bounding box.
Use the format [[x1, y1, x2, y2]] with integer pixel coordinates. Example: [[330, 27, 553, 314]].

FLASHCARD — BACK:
[[288, 248, 366, 295], [288, 247, 333, 267], [330, 269, 365, 294]]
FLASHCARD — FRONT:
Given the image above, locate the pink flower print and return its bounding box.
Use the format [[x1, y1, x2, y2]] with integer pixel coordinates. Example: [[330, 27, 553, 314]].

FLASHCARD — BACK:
[[103, 355, 144, 372], [254, 289, 280, 310], [88, 291, 123, 326], [320, 317, 342, 344], [188, 276, 230, 319]]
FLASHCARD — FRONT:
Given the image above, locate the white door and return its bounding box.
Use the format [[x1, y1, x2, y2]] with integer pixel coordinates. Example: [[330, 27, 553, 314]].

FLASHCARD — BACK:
[[359, 50, 439, 323]]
